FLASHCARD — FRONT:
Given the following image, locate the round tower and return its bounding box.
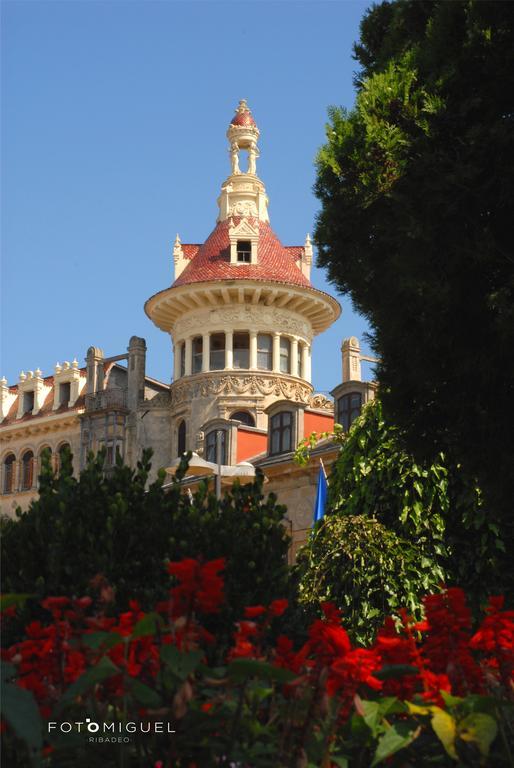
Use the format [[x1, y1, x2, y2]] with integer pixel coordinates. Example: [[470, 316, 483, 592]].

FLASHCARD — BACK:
[[145, 100, 340, 462]]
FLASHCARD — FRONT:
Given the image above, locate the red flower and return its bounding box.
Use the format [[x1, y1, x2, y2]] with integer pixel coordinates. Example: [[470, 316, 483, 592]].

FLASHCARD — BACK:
[[244, 605, 267, 618], [168, 558, 225, 616], [269, 599, 288, 617]]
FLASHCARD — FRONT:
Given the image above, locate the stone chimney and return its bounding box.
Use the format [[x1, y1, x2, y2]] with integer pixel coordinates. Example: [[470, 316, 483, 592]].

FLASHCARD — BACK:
[[127, 336, 146, 411], [86, 347, 105, 394], [342, 337, 361, 383]]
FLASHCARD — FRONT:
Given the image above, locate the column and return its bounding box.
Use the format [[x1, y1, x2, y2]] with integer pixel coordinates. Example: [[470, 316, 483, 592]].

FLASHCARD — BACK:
[[225, 330, 233, 370], [272, 332, 281, 373], [303, 344, 312, 383], [291, 338, 299, 377], [173, 343, 181, 381], [249, 331, 258, 369], [185, 337, 192, 376], [202, 333, 210, 372]]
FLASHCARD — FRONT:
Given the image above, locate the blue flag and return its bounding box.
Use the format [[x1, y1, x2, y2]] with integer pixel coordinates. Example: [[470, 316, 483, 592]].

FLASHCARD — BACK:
[[313, 462, 328, 525]]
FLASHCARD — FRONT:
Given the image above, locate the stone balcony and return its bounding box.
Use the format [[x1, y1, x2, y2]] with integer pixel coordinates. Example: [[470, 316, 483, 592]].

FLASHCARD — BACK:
[[85, 388, 128, 412]]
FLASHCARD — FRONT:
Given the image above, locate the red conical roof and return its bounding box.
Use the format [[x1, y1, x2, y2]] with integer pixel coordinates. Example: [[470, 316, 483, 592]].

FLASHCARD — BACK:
[[173, 219, 310, 288], [230, 100, 257, 128]]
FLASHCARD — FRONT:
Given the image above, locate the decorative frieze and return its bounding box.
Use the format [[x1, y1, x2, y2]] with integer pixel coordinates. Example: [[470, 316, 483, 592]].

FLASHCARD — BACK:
[[174, 305, 311, 340], [170, 372, 312, 409]]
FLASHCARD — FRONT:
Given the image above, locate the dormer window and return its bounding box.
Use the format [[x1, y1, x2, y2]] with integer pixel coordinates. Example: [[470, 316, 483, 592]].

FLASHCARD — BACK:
[[23, 391, 34, 414], [236, 240, 252, 263], [59, 382, 71, 407]]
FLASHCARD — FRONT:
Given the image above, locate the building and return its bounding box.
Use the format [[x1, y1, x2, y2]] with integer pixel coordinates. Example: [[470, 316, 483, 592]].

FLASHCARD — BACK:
[[0, 100, 376, 551]]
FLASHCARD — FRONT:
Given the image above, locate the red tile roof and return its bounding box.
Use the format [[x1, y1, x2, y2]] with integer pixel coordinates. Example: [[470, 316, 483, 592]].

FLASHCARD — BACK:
[[231, 110, 256, 128], [173, 219, 310, 288], [1, 372, 87, 427]]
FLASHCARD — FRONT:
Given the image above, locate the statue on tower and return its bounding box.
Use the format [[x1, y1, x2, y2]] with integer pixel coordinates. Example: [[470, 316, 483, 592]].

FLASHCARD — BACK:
[[230, 142, 240, 175]]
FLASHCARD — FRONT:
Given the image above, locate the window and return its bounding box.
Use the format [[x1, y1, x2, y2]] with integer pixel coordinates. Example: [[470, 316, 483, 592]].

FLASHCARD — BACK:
[[280, 337, 291, 374], [59, 382, 71, 407], [192, 337, 203, 373], [177, 420, 186, 456], [269, 411, 292, 455], [205, 429, 226, 464], [236, 240, 252, 263], [297, 343, 303, 378], [3, 454, 15, 494], [230, 411, 255, 427], [23, 391, 34, 413], [57, 443, 71, 472], [21, 450, 34, 490], [337, 392, 362, 431], [233, 332, 249, 369], [210, 333, 225, 370], [180, 343, 186, 377], [257, 334, 272, 370]]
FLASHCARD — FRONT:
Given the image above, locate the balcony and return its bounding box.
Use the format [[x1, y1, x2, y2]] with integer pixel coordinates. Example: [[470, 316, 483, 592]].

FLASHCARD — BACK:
[[85, 388, 127, 412]]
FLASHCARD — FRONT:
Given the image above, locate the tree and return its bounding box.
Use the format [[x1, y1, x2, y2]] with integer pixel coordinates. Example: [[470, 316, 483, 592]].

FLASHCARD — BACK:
[[314, 1, 514, 561], [296, 400, 504, 638], [0, 448, 291, 647]]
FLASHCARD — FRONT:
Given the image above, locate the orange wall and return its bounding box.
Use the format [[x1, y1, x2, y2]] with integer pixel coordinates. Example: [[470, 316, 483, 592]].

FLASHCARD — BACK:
[[237, 428, 268, 462], [304, 410, 334, 436]]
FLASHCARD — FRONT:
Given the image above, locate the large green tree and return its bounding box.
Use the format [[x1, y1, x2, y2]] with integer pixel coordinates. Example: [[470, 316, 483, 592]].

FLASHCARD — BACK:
[[314, 2, 514, 547]]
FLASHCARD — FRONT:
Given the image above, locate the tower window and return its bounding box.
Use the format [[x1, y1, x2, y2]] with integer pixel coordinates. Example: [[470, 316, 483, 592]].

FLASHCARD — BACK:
[[59, 382, 71, 407], [205, 429, 226, 464], [210, 333, 226, 370], [177, 420, 186, 456], [337, 392, 362, 431], [280, 337, 291, 374], [23, 391, 34, 414], [180, 343, 186, 377], [192, 337, 203, 374], [233, 332, 249, 369], [269, 411, 292, 455], [236, 240, 252, 263], [257, 334, 272, 370], [230, 410, 255, 427]]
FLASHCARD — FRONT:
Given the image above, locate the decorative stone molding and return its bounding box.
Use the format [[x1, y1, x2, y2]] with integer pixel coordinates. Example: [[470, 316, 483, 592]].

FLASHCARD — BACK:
[[16, 370, 50, 418], [228, 216, 259, 264], [308, 393, 334, 412], [0, 378, 16, 420], [173, 234, 189, 280], [173, 305, 311, 341], [141, 391, 171, 409], [300, 234, 313, 280], [170, 372, 313, 409]]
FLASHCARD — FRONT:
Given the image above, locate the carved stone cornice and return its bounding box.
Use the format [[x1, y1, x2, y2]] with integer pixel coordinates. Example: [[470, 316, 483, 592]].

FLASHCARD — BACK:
[[308, 393, 334, 412], [141, 391, 172, 409], [170, 372, 313, 409], [173, 304, 311, 340]]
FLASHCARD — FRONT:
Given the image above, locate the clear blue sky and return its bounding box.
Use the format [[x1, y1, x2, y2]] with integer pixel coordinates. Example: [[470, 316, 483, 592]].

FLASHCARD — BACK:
[[1, 0, 374, 394]]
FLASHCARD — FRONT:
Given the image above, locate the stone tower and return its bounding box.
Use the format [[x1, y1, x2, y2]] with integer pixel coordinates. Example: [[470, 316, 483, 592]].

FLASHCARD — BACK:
[[145, 100, 340, 463]]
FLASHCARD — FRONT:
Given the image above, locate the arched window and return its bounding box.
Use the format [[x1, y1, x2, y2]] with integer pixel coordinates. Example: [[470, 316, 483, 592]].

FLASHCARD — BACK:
[[177, 420, 186, 456], [269, 411, 292, 455], [192, 337, 203, 374], [210, 333, 225, 370], [230, 411, 255, 427], [57, 443, 71, 472], [3, 454, 15, 494], [233, 332, 249, 369], [337, 392, 362, 431], [257, 334, 272, 370], [21, 450, 34, 490], [280, 337, 291, 374], [38, 446, 52, 474], [205, 429, 226, 464]]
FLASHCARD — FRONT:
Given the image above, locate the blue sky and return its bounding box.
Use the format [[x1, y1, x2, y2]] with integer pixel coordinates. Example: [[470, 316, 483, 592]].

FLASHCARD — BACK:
[[1, 0, 374, 394]]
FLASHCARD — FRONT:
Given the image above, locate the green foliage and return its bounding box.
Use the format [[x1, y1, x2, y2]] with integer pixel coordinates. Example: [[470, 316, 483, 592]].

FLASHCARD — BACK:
[[0, 449, 290, 639], [314, 0, 514, 588], [296, 401, 503, 636], [297, 514, 442, 644]]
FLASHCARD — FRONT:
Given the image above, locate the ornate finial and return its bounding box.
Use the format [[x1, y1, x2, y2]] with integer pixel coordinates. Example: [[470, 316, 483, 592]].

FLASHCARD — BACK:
[[63, 361, 70, 370], [72, 358, 79, 369], [0, 377, 7, 387], [27, 371, 34, 379], [35, 368, 42, 378], [55, 362, 62, 374], [19, 371, 26, 382]]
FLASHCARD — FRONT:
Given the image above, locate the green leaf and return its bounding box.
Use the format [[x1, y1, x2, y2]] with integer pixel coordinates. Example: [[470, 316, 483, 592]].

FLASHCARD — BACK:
[[227, 659, 296, 684], [0, 594, 33, 612], [131, 612, 163, 639], [57, 656, 119, 712], [1, 670, 42, 761], [129, 679, 163, 709], [160, 645, 203, 681], [458, 713, 498, 758], [371, 721, 418, 766], [431, 707, 457, 759], [82, 631, 123, 650]]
